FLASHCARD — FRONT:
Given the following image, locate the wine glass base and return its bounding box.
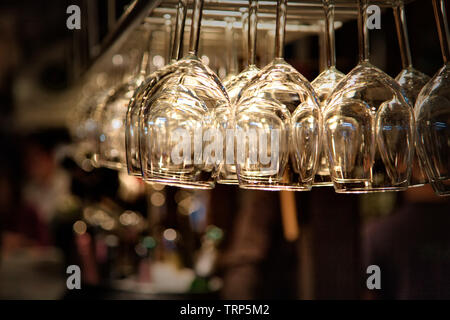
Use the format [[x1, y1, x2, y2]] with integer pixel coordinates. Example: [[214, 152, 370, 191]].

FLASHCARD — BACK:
[[217, 179, 239, 185], [408, 183, 427, 188], [96, 160, 124, 171], [217, 172, 238, 185], [435, 191, 450, 196], [126, 163, 143, 177], [333, 179, 409, 193], [431, 178, 450, 196], [334, 187, 408, 194], [143, 170, 215, 190], [312, 182, 334, 187], [239, 183, 312, 192], [144, 177, 214, 190], [313, 173, 333, 187], [127, 172, 142, 177]]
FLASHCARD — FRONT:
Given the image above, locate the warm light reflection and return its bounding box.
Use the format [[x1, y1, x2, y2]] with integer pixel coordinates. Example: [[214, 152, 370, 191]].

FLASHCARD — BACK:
[[163, 228, 177, 241], [151, 191, 165, 207], [73, 220, 87, 235]]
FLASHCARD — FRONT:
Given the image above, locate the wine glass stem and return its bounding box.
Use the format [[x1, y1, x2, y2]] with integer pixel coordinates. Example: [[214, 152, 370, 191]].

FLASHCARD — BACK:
[[164, 15, 173, 63], [189, 0, 204, 55], [265, 31, 275, 65], [241, 9, 249, 67], [432, 0, 450, 64], [171, 0, 188, 62], [357, 0, 369, 62], [393, 4, 412, 69], [140, 30, 152, 76], [323, 0, 336, 68], [248, 0, 258, 66], [275, 0, 287, 59], [225, 18, 238, 75]]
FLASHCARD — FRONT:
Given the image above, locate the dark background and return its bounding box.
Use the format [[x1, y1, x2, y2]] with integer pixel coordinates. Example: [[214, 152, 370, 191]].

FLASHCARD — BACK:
[[0, 0, 449, 300]]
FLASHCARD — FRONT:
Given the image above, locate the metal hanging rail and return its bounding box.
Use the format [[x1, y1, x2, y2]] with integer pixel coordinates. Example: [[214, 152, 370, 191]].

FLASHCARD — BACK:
[[88, 0, 161, 70], [86, 0, 415, 74]]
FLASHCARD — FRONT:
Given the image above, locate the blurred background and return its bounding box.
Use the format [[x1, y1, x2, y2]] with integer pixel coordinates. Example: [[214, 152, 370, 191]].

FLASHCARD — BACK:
[[0, 0, 449, 300]]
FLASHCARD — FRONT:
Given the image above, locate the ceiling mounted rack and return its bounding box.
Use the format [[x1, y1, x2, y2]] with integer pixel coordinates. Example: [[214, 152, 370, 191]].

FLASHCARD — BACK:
[[86, 0, 415, 74]]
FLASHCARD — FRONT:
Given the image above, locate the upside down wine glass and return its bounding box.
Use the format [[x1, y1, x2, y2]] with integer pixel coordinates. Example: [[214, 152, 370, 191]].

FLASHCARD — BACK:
[[393, 1, 430, 187], [324, 0, 414, 193], [95, 25, 156, 170], [125, 0, 188, 176], [140, 0, 230, 189], [235, 0, 321, 191], [415, 0, 450, 196], [218, 0, 260, 184], [311, 0, 345, 187], [70, 72, 110, 169], [72, 37, 137, 170]]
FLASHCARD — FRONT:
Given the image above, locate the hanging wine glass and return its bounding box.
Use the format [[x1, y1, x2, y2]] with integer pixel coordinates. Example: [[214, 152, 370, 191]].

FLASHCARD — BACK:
[[74, 33, 140, 170], [235, 0, 321, 191], [95, 25, 155, 170], [324, 0, 414, 193], [311, 0, 345, 187], [126, 0, 188, 176], [139, 0, 230, 189], [70, 72, 109, 170], [415, 0, 450, 196], [218, 0, 260, 185], [393, 1, 430, 187]]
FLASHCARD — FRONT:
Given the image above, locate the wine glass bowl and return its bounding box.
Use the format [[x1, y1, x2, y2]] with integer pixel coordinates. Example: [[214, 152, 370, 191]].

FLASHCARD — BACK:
[[217, 65, 260, 185], [218, 0, 260, 185], [235, 95, 290, 188], [325, 61, 414, 193], [141, 81, 213, 188], [236, 57, 321, 191], [224, 65, 260, 105], [139, 2, 231, 190], [126, 0, 188, 177], [414, 0, 450, 196], [94, 26, 151, 171], [96, 74, 145, 170], [235, 0, 321, 191], [395, 67, 430, 187], [415, 63, 450, 196], [70, 74, 110, 169], [312, 69, 345, 187], [396, 68, 430, 106], [392, 1, 431, 187]]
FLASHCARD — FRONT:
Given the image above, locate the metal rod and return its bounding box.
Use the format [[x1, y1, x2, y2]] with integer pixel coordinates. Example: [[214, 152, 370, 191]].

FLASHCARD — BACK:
[[88, 0, 161, 70]]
